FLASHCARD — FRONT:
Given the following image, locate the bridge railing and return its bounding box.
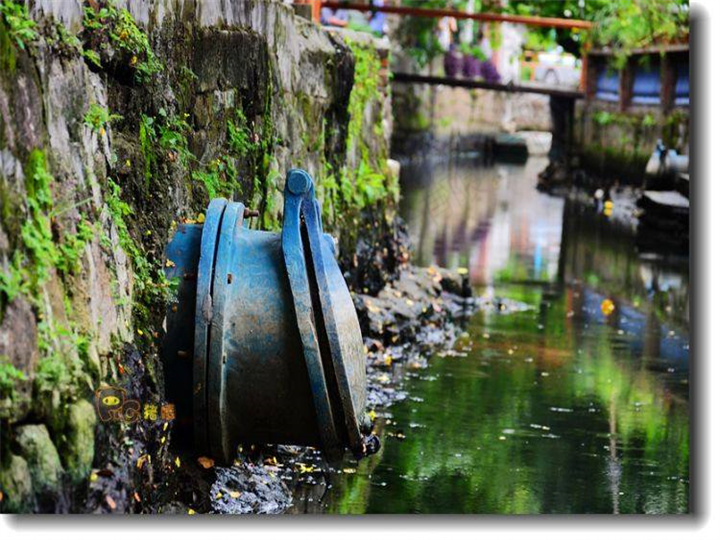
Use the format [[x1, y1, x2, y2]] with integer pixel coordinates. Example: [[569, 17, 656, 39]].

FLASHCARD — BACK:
[[294, 0, 593, 95]]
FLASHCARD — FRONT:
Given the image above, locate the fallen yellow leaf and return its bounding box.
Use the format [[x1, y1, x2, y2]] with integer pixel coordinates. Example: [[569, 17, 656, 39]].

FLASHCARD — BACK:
[[197, 456, 215, 469], [601, 298, 615, 316]]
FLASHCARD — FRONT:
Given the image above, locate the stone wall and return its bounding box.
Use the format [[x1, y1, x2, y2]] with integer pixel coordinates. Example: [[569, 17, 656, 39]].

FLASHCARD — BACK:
[[392, 81, 552, 137], [574, 98, 690, 185], [0, 0, 394, 513]]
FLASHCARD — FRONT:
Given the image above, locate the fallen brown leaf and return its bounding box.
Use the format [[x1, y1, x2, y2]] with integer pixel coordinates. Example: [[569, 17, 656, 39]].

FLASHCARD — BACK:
[[197, 456, 215, 469]]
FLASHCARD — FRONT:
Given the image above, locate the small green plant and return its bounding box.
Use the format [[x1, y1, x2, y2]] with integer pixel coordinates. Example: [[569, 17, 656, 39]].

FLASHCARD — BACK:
[[5, 149, 95, 309], [0, 0, 37, 51], [594, 111, 614, 126], [82, 2, 162, 83], [138, 110, 193, 187], [84, 103, 123, 134], [227, 106, 254, 156], [192, 156, 240, 199], [0, 252, 30, 304], [34, 320, 91, 397], [44, 18, 82, 58], [21, 149, 60, 287], [82, 48, 101, 68], [0, 356, 27, 399], [642, 113, 657, 128], [459, 43, 487, 62], [156, 108, 193, 167], [56, 218, 94, 275]]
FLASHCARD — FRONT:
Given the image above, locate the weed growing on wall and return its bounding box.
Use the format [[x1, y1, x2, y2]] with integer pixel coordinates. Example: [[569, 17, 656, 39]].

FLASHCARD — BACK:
[[322, 39, 396, 230], [0, 0, 37, 51], [81, 1, 162, 83]]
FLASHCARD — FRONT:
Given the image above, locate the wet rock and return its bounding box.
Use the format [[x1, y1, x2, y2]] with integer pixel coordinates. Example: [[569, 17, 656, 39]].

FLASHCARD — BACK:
[[63, 400, 97, 483], [0, 454, 33, 513], [15, 424, 64, 493], [437, 267, 468, 297], [0, 297, 38, 422], [354, 266, 464, 345], [211, 462, 291, 515]]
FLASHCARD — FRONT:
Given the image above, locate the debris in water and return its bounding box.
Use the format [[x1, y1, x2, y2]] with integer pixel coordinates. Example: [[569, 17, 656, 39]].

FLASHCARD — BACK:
[[601, 298, 615, 316]]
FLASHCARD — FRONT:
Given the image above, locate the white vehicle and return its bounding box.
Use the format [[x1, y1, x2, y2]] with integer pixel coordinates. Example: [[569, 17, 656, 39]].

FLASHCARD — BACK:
[[534, 47, 581, 88]]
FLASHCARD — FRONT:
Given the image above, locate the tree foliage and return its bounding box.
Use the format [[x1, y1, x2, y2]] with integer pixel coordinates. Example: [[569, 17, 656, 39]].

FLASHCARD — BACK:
[[395, 0, 689, 69]]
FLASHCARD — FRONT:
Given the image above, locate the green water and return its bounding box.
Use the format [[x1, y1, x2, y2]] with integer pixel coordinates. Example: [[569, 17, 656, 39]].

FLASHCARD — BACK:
[[294, 157, 690, 514]]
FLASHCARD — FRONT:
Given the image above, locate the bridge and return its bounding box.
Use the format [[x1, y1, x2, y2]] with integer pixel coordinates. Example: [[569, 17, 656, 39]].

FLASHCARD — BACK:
[[294, 0, 593, 164]]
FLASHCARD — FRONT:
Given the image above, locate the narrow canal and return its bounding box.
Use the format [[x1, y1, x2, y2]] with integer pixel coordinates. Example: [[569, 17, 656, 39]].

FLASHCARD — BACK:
[[292, 156, 690, 514]]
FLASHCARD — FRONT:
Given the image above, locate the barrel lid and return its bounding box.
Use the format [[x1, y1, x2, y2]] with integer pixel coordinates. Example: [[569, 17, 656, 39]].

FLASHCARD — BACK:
[[281, 169, 366, 460], [193, 198, 228, 454]]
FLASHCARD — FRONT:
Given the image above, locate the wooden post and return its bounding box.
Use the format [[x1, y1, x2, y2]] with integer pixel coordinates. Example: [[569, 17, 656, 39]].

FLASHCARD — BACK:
[[660, 53, 676, 114], [579, 40, 591, 94], [311, 0, 321, 22], [619, 61, 633, 112]]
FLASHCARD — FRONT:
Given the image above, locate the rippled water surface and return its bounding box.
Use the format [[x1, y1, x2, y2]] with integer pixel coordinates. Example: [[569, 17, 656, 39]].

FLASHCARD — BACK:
[[293, 156, 690, 514]]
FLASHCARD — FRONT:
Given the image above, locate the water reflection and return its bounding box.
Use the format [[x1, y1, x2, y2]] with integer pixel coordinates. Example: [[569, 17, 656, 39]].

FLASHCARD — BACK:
[[294, 156, 689, 514]]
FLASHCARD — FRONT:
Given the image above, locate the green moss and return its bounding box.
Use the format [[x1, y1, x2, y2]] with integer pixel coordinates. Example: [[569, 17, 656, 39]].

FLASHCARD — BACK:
[[0, 13, 18, 73], [15, 424, 64, 492], [63, 400, 97, 482], [104, 177, 173, 344], [319, 39, 395, 231], [0, 454, 32, 512], [585, 108, 689, 180], [192, 95, 278, 209], [346, 40, 382, 157], [35, 319, 91, 398]]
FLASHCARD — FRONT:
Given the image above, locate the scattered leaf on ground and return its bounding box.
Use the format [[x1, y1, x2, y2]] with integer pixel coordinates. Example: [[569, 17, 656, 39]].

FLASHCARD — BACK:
[[197, 456, 215, 469]]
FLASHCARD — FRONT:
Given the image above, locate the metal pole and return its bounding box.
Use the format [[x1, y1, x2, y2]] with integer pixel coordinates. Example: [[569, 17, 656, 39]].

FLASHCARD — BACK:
[[319, 1, 593, 30]]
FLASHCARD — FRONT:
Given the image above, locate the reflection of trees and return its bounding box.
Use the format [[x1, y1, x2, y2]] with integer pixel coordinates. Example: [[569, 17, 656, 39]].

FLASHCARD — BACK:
[[560, 200, 689, 330], [325, 284, 688, 514], [398, 157, 500, 270]]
